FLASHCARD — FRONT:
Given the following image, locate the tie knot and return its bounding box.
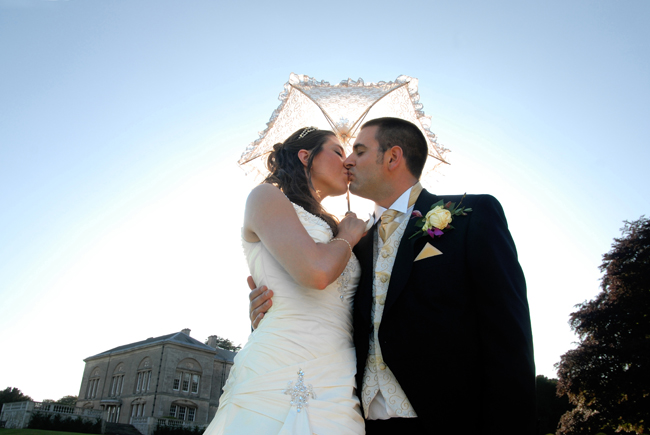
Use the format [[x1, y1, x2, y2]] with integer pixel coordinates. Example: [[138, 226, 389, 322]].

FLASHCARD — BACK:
[[379, 209, 401, 243], [380, 209, 399, 224]]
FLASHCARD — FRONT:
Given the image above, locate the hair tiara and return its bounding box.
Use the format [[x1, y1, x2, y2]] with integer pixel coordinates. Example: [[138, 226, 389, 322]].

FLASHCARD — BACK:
[[298, 126, 318, 140]]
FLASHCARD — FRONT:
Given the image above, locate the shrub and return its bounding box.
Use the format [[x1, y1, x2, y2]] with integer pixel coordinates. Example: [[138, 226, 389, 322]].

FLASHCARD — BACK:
[[153, 422, 205, 435], [27, 411, 102, 434]]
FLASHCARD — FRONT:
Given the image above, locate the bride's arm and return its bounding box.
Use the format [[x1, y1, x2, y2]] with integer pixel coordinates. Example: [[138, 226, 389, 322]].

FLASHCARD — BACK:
[[243, 184, 364, 290]]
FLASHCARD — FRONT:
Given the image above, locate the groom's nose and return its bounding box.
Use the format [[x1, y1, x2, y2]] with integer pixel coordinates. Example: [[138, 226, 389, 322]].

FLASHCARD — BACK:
[[343, 157, 355, 168]]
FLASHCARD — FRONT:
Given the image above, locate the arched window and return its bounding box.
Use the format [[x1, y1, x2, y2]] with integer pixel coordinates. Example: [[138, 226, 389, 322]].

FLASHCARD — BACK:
[[110, 363, 125, 397], [86, 368, 101, 399], [172, 359, 202, 395], [130, 398, 147, 422], [135, 357, 153, 394]]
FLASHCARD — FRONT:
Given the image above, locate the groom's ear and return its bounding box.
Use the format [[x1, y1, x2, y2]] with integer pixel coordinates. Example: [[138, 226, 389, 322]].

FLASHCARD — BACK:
[[386, 146, 404, 172], [298, 149, 310, 167]]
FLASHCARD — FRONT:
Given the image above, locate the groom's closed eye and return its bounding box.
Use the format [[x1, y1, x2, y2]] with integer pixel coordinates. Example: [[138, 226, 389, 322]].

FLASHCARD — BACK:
[[353, 146, 366, 157]]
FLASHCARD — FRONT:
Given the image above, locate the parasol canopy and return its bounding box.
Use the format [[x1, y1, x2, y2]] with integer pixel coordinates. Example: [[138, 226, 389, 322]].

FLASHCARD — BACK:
[[239, 73, 449, 180]]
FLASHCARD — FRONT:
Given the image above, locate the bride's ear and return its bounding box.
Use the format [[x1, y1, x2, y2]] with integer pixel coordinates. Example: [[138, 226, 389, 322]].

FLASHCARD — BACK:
[[297, 149, 310, 167]]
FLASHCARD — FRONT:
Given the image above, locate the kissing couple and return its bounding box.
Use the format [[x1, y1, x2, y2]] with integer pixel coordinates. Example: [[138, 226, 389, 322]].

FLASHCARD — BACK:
[[204, 118, 536, 435]]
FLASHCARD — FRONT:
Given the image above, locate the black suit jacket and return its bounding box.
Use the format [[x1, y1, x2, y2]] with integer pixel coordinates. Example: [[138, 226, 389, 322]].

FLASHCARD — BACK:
[[353, 190, 536, 434]]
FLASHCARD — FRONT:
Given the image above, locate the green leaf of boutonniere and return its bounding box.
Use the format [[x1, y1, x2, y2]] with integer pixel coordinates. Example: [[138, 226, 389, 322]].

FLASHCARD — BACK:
[[409, 193, 472, 240]]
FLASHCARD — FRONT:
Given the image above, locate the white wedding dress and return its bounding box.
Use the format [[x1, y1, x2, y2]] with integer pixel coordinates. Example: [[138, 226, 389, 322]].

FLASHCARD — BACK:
[[205, 203, 364, 435]]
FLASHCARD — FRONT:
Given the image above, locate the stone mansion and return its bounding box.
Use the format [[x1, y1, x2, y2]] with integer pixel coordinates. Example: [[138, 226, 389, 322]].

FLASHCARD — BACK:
[[75, 329, 236, 426]]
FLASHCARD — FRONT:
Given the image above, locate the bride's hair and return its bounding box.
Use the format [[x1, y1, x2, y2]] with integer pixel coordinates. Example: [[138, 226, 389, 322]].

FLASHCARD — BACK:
[[264, 128, 339, 236]]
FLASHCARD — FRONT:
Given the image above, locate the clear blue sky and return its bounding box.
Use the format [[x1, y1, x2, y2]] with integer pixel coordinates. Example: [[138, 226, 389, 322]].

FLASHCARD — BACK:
[[1, 0, 648, 401]]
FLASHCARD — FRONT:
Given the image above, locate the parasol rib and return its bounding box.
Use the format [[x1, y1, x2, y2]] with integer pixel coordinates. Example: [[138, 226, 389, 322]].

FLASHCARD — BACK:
[[345, 81, 411, 147], [238, 74, 450, 181], [289, 84, 339, 133]]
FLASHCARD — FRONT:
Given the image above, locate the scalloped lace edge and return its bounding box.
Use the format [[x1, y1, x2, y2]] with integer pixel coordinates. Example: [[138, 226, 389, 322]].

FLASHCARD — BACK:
[[238, 73, 449, 166]]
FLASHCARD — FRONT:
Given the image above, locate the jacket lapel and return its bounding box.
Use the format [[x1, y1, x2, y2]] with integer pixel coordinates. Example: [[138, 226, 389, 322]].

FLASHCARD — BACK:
[[354, 222, 377, 324], [384, 189, 438, 313]]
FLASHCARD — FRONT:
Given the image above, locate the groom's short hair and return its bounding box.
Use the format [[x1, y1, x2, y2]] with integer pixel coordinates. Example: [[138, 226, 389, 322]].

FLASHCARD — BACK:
[[360, 117, 428, 179]]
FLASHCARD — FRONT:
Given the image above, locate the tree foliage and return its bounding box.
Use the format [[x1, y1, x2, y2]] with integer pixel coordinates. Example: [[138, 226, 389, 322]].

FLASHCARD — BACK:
[[204, 335, 241, 352], [557, 217, 650, 434], [40, 395, 78, 406], [0, 387, 32, 408], [56, 395, 78, 406], [536, 375, 573, 434]]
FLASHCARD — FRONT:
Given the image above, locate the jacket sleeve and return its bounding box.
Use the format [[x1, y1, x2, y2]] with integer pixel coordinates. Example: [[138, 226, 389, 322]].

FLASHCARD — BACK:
[[466, 195, 536, 434]]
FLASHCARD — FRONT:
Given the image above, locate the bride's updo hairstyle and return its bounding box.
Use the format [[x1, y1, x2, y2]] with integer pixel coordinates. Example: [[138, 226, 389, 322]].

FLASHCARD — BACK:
[[264, 127, 340, 236]]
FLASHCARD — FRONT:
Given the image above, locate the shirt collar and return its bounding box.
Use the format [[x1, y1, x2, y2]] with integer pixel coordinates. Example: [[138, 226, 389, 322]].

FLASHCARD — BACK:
[[373, 184, 415, 224]]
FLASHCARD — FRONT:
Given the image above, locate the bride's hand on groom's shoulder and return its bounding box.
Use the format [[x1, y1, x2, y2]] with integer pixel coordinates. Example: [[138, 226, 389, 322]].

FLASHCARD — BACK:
[[337, 212, 367, 246], [248, 276, 273, 330]]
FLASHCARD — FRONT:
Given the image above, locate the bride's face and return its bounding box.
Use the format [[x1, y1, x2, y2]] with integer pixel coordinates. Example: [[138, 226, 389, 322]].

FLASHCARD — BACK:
[[309, 137, 349, 200]]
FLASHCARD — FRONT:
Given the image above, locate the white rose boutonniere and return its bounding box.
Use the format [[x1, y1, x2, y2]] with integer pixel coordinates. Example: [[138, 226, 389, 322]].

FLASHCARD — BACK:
[[424, 206, 452, 231], [409, 194, 472, 240]]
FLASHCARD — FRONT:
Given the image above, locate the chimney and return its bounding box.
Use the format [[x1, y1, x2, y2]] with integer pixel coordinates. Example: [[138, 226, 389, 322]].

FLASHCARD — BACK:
[[207, 335, 218, 349], [181, 328, 191, 336]]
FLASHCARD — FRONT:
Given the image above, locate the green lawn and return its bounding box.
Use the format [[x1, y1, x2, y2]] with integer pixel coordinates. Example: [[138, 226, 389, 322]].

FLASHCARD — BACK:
[[0, 429, 97, 435]]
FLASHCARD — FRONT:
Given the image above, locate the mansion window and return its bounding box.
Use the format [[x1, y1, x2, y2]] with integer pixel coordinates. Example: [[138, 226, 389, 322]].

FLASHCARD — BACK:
[[110, 374, 124, 397], [191, 375, 199, 393], [136, 370, 152, 393], [169, 405, 195, 422], [85, 377, 100, 399], [131, 403, 146, 418], [182, 373, 190, 392], [172, 371, 200, 394], [106, 405, 120, 423]]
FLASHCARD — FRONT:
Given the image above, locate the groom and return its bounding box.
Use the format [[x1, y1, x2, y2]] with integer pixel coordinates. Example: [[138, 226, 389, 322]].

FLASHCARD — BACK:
[[249, 118, 536, 434]]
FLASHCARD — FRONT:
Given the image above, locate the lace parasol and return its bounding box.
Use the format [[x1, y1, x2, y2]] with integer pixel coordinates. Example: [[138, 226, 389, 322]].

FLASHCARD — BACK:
[[238, 73, 449, 180]]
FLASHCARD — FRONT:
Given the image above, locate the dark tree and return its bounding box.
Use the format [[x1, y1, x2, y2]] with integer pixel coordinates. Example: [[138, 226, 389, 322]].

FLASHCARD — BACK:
[[204, 335, 241, 352], [0, 387, 32, 409], [56, 395, 78, 406], [557, 217, 650, 434], [536, 375, 572, 434]]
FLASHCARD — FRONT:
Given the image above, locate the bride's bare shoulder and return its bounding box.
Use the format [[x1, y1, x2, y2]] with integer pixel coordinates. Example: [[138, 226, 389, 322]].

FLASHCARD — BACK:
[[248, 183, 283, 199], [243, 184, 298, 242], [246, 183, 291, 210]]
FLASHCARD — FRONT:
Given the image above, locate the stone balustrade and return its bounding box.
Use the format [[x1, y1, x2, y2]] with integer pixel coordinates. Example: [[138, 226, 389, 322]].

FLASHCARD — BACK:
[[0, 401, 102, 429]]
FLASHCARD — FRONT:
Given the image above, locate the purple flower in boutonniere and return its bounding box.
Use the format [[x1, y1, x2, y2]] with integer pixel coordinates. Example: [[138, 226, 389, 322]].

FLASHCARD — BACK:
[[410, 194, 472, 240]]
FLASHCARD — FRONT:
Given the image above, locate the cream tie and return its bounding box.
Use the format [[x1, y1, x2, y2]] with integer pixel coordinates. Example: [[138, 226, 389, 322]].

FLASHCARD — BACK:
[[377, 182, 423, 244], [379, 209, 402, 243]]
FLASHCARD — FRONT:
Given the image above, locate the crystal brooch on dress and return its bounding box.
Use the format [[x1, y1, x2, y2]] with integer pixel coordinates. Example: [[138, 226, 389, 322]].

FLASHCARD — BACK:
[[283, 369, 316, 413]]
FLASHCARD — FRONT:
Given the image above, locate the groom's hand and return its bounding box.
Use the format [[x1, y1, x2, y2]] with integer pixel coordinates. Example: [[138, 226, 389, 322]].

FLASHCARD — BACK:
[[248, 276, 273, 330]]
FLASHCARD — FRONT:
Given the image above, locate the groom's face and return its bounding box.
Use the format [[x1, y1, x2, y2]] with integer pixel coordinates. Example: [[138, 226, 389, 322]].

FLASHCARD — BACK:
[[344, 126, 386, 201]]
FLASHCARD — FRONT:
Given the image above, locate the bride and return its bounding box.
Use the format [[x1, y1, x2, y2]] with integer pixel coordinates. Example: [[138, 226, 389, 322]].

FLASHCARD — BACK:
[[205, 127, 367, 435]]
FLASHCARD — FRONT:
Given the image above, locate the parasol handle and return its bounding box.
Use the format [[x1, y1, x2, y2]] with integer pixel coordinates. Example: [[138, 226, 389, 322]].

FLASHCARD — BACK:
[[347, 188, 351, 213]]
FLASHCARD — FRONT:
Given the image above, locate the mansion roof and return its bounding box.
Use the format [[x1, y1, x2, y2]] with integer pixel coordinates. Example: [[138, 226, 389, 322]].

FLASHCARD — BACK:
[[85, 331, 236, 363]]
